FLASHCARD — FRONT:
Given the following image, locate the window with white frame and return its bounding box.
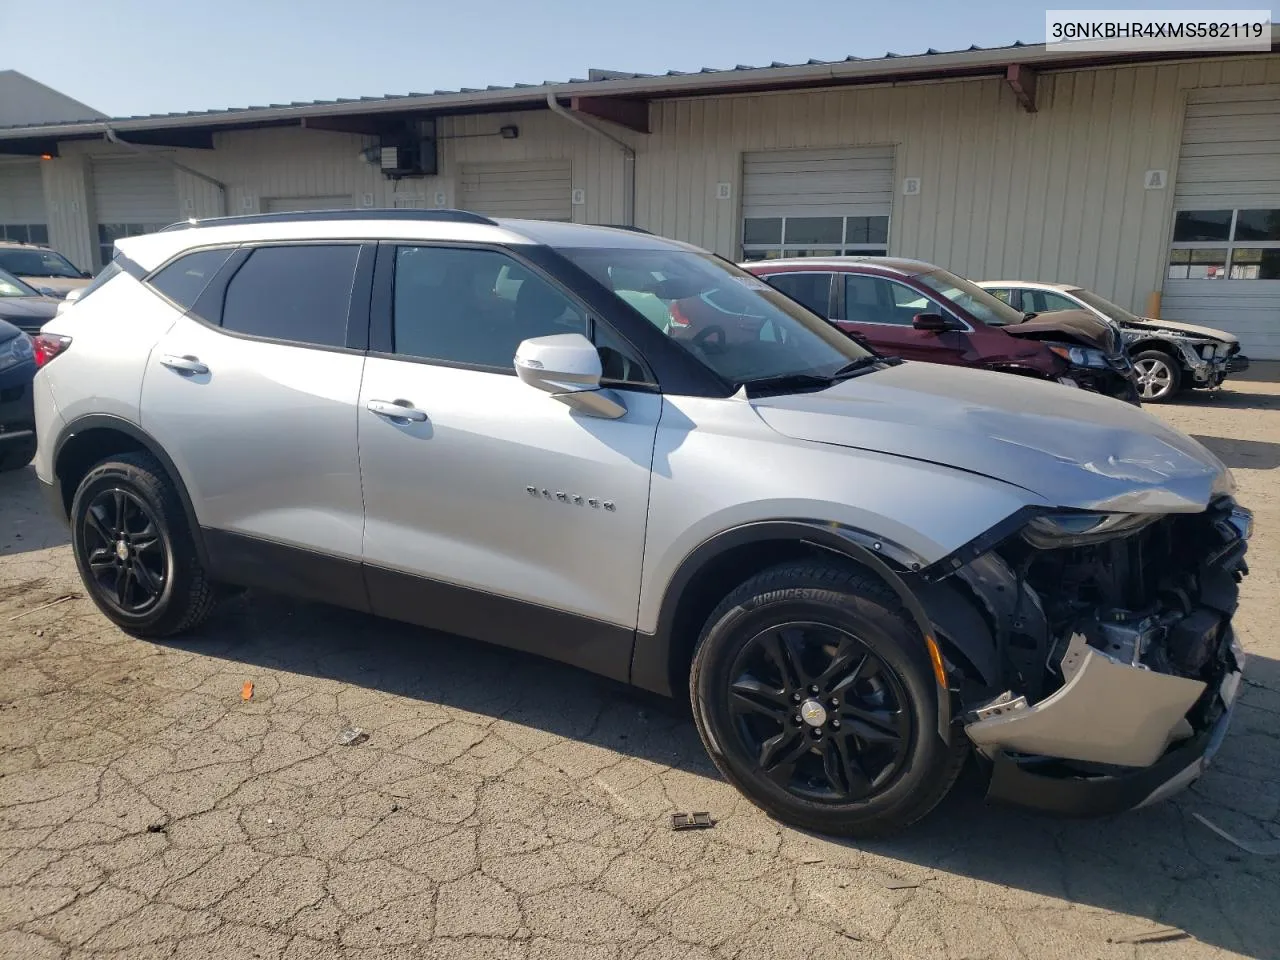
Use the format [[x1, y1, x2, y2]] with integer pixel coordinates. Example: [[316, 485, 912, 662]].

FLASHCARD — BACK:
[[98, 223, 164, 270], [741, 215, 889, 262], [0, 223, 49, 245], [1168, 209, 1280, 280]]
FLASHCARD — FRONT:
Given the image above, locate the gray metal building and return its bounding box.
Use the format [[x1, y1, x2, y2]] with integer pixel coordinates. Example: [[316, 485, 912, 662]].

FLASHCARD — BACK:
[[1, 36, 1278, 356]]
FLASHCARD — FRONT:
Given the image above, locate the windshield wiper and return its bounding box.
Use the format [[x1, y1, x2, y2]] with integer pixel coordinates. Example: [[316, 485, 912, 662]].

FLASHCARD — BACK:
[[829, 356, 883, 379], [738, 372, 835, 396]]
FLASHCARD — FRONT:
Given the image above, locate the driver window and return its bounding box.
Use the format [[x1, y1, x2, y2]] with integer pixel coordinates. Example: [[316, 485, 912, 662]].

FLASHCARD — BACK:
[[393, 246, 587, 369]]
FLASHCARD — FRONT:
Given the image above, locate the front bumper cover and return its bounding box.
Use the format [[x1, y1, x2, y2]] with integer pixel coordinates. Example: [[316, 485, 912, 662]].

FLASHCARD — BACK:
[[983, 632, 1243, 817]]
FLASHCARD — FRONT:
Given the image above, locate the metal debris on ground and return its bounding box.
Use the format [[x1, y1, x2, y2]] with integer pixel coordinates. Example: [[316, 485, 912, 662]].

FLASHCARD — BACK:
[[1107, 926, 1188, 944], [671, 811, 715, 830], [7, 594, 76, 621], [240, 681, 254, 701], [337, 726, 369, 746], [1192, 812, 1280, 856]]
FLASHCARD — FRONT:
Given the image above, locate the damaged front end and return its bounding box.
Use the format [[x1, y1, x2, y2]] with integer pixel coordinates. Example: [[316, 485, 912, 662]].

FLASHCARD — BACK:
[[924, 497, 1252, 816]]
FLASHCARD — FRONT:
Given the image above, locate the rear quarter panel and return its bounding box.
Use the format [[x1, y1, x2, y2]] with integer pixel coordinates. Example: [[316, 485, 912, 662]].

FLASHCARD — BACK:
[[37, 273, 180, 429]]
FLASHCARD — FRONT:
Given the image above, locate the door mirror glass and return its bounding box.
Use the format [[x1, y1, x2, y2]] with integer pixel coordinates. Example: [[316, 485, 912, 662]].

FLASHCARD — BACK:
[[912, 312, 951, 332], [514, 333, 626, 419]]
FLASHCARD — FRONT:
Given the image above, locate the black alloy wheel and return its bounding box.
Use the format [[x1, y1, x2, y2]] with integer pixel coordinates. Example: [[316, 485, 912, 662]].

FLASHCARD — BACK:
[[82, 487, 168, 616], [728, 622, 912, 801]]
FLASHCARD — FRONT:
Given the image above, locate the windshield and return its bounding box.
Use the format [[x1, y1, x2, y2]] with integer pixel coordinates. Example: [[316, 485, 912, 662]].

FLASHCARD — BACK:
[[562, 248, 872, 386], [0, 248, 83, 279], [914, 268, 1026, 327], [0, 269, 38, 298], [1071, 288, 1143, 325]]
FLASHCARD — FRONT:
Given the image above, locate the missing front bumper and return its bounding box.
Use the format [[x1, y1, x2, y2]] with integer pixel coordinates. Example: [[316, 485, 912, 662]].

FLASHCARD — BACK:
[[979, 630, 1244, 817]]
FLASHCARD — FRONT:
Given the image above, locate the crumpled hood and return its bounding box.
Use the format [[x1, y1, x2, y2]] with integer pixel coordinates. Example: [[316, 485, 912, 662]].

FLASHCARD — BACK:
[[751, 361, 1229, 512], [1004, 309, 1119, 353], [1122, 316, 1238, 344]]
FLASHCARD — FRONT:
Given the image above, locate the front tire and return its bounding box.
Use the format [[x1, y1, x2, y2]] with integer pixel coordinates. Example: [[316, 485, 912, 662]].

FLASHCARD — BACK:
[[70, 452, 216, 638], [689, 561, 965, 838], [1132, 350, 1181, 402]]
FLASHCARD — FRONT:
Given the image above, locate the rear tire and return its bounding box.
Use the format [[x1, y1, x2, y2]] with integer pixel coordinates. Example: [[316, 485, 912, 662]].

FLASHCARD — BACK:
[[1132, 350, 1181, 403], [0, 439, 36, 473], [70, 452, 216, 638], [689, 561, 966, 838]]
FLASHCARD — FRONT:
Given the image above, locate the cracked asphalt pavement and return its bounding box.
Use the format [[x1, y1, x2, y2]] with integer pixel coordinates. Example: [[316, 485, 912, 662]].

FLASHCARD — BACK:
[[2, 381, 1278, 960]]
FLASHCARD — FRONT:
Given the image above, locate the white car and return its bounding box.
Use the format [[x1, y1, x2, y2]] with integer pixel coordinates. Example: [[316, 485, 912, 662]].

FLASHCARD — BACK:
[[977, 280, 1248, 402]]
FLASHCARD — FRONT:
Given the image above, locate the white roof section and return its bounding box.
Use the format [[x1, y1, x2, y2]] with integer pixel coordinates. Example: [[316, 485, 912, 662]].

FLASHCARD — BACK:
[[115, 214, 693, 270]]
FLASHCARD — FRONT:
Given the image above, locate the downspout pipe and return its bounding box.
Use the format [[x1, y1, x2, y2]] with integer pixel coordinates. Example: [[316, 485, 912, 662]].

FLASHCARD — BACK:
[[545, 91, 635, 226], [103, 126, 228, 217]]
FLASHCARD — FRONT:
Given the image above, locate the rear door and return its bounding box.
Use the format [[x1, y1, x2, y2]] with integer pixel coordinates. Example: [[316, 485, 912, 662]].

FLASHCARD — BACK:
[[836, 272, 970, 363], [139, 242, 373, 606]]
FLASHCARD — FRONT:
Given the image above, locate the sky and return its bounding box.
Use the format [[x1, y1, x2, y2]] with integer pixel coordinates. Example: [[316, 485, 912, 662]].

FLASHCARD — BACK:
[[7, 0, 1249, 118]]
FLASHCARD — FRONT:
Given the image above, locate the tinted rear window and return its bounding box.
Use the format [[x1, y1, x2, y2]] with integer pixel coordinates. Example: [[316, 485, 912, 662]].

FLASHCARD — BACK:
[[221, 245, 359, 347], [148, 249, 235, 310]]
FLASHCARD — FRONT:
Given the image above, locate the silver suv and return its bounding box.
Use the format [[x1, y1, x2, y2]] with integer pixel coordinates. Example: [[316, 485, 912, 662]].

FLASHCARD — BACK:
[[33, 211, 1251, 836]]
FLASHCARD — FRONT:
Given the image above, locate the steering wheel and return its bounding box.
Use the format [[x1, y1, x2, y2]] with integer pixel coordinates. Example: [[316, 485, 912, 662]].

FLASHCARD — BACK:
[[691, 325, 727, 352]]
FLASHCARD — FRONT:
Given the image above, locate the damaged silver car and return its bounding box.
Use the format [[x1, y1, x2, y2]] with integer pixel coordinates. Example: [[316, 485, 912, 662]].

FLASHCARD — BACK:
[[978, 280, 1250, 402], [35, 212, 1251, 837]]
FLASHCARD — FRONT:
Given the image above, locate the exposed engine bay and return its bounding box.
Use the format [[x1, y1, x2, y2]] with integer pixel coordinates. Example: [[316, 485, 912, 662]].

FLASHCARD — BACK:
[[926, 496, 1251, 810]]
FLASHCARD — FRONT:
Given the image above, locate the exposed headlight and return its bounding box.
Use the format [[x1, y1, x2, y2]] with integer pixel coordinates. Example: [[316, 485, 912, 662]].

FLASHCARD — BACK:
[[0, 333, 34, 373], [1022, 510, 1161, 548], [1047, 343, 1109, 368]]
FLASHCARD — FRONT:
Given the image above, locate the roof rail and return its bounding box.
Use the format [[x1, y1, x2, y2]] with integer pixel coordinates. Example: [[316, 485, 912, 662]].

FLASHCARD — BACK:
[[591, 223, 654, 234], [160, 208, 499, 232]]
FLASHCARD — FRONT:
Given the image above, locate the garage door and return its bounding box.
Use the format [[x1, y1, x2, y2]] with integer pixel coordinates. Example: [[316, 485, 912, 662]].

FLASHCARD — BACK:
[[459, 161, 572, 221], [1164, 86, 1280, 359], [740, 146, 894, 260], [0, 160, 48, 244], [264, 195, 355, 213], [91, 156, 179, 268]]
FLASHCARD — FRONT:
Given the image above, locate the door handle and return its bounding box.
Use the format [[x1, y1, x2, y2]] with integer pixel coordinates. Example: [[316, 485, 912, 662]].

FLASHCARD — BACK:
[[159, 354, 209, 376], [367, 398, 428, 422]]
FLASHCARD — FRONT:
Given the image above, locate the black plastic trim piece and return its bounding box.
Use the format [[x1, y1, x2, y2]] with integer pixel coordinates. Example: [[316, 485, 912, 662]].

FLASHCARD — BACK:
[[364, 563, 635, 684], [202, 528, 371, 613], [161, 208, 498, 231], [917, 506, 1041, 583], [189, 247, 251, 326], [49, 414, 210, 567], [347, 244, 377, 352]]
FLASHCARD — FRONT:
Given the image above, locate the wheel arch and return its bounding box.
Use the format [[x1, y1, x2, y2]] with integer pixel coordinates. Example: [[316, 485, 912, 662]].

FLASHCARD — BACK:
[[51, 414, 210, 568], [1128, 338, 1181, 361], [631, 520, 974, 736]]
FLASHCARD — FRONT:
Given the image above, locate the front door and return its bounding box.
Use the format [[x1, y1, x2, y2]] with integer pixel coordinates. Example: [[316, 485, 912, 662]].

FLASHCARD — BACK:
[[836, 272, 969, 364], [357, 243, 660, 681], [139, 242, 371, 607]]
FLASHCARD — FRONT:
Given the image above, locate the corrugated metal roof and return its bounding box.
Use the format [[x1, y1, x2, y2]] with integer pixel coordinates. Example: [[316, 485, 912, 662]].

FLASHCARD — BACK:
[[0, 40, 1040, 133], [0, 32, 1273, 138]]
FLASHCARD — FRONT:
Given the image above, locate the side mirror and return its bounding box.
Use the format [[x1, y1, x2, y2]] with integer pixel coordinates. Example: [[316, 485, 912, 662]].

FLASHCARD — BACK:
[[514, 333, 627, 420], [912, 312, 954, 332], [64, 288, 84, 303]]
